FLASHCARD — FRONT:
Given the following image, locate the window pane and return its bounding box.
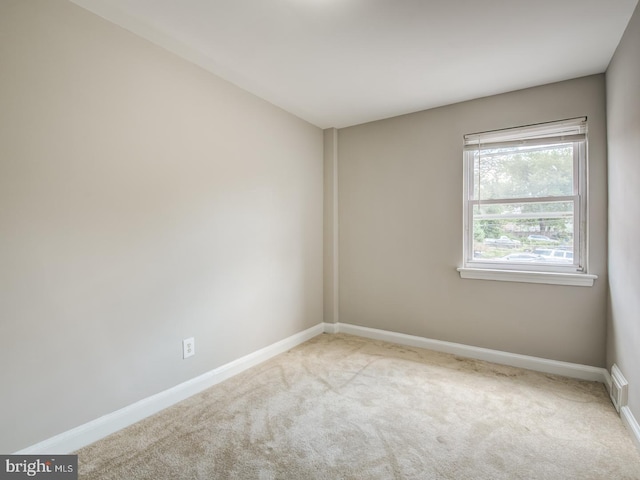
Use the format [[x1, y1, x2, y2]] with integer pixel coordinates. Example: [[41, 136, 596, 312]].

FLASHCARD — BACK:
[[471, 202, 575, 264], [472, 143, 574, 200]]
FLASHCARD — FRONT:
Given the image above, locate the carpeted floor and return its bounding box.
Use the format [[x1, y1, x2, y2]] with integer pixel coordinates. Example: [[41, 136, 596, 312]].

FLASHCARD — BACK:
[[76, 333, 640, 479]]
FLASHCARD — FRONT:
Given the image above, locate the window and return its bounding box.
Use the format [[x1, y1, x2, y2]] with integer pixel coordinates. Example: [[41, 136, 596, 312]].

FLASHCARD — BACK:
[[459, 117, 596, 286]]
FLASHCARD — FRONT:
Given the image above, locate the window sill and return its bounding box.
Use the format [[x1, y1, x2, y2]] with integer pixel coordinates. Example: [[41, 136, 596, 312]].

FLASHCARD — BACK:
[[457, 267, 597, 286]]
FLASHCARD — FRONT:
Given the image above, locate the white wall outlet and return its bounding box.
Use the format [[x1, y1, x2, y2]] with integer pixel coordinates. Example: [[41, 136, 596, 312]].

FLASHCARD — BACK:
[[183, 337, 195, 359]]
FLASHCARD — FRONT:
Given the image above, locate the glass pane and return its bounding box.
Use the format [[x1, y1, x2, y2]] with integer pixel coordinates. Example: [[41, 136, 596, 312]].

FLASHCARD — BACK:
[[472, 143, 574, 200], [471, 202, 575, 264]]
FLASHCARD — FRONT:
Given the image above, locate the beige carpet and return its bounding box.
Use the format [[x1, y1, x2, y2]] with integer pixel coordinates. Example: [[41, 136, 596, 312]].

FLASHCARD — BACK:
[[76, 333, 640, 479]]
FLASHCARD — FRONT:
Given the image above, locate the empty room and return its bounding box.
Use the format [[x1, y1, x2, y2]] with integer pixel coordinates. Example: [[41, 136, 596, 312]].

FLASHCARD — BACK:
[[1, 0, 640, 478]]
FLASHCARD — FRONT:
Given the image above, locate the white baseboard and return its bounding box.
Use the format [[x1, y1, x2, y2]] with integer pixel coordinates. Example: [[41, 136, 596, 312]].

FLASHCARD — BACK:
[[323, 322, 339, 334], [621, 406, 640, 451], [331, 323, 608, 383], [16, 321, 618, 455], [15, 323, 325, 454]]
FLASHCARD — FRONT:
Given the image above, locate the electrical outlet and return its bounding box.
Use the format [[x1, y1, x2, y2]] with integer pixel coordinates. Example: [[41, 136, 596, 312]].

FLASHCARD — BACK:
[[183, 337, 195, 359]]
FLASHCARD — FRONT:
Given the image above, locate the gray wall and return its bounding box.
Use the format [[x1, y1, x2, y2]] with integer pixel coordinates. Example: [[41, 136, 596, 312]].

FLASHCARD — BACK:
[[606, 1, 640, 428], [323, 129, 339, 323], [0, 1, 323, 453], [338, 75, 608, 366]]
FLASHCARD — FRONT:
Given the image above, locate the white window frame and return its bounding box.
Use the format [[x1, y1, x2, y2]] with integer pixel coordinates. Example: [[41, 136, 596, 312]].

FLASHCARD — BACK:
[[458, 117, 597, 286]]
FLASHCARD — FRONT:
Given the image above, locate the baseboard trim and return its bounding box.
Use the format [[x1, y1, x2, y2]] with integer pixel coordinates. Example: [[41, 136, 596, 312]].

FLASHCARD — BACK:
[[16, 321, 613, 454], [323, 322, 339, 334], [331, 323, 608, 383], [621, 406, 640, 451], [15, 323, 325, 454]]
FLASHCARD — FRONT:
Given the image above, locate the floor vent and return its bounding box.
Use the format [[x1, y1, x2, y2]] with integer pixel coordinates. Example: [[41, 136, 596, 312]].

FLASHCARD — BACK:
[[610, 364, 629, 413]]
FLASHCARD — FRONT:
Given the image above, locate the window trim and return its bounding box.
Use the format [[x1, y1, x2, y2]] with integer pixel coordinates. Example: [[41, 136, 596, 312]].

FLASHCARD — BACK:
[[457, 267, 597, 287], [460, 118, 596, 286]]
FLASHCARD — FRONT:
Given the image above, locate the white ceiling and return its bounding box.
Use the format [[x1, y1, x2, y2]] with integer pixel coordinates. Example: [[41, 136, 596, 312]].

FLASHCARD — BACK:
[[71, 0, 638, 129]]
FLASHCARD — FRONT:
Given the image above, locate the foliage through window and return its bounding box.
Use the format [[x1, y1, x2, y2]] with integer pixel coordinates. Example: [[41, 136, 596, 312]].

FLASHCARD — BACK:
[[463, 118, 587, 273]]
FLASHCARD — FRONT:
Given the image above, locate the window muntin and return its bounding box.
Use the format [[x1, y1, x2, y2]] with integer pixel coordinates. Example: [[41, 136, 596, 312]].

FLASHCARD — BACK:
[[463, 118, 587, 273]]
